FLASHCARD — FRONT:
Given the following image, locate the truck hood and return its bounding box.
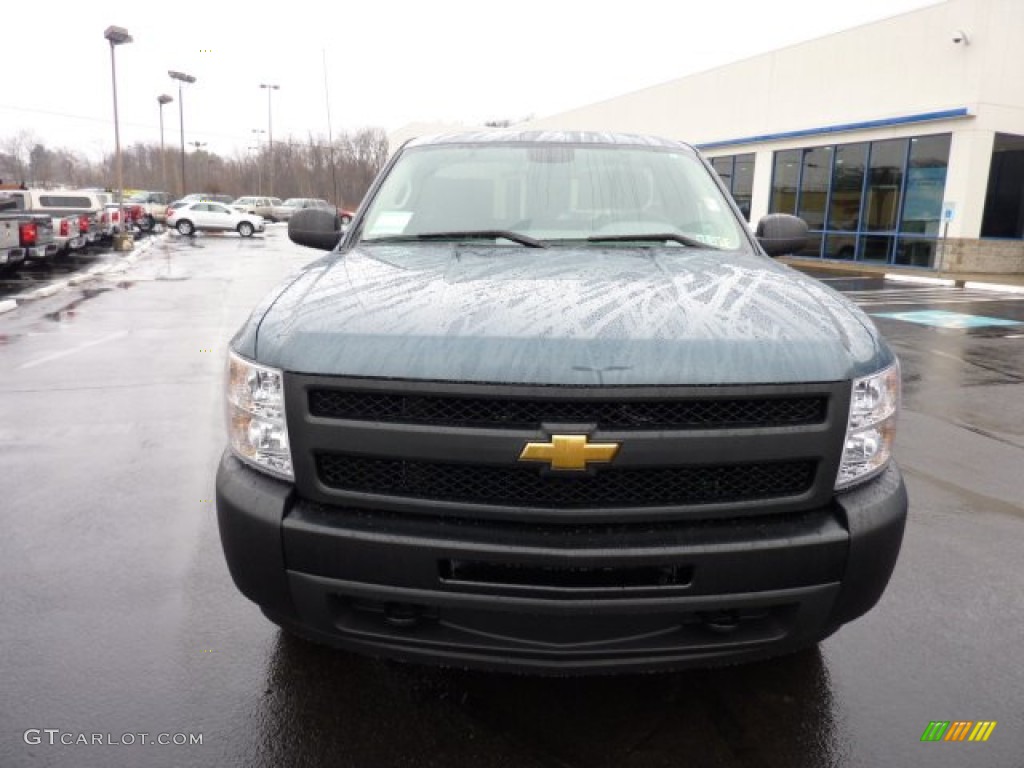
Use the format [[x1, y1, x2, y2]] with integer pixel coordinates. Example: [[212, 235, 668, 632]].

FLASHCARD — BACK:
[[240, 245, 891, 386]]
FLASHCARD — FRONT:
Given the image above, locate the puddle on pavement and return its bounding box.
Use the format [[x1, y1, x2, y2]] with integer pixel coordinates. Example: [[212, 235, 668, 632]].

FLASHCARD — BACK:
[[43, 287, 114, 323]]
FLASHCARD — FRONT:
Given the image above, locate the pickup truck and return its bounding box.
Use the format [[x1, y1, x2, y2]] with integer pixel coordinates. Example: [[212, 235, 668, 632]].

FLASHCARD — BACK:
[[0, 211, 57, 265], [126, 191, 171, 230], [52, 213, 86, 256], [216, 131, 908, 674], [0, 197, 26, 269], [1, 189, 101, 251]]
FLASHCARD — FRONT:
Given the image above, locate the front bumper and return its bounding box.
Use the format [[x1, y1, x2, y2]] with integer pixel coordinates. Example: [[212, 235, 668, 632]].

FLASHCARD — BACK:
[[216, 452, 907, 673]]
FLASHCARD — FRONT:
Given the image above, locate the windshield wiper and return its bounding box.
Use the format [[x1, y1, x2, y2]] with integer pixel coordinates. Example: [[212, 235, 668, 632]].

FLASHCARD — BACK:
[[586, 233, 718, 249], [363, 230, 547, 248]]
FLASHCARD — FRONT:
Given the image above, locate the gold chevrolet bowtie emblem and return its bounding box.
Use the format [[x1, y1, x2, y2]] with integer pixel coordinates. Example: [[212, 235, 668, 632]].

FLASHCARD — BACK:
[[518, 435, 620, 471]]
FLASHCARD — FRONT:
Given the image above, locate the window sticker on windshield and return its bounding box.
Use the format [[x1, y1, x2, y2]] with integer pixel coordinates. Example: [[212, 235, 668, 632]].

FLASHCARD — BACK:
[[370, 211, 413, 236], [702, 197, 722, 212], [694, 234, 732, 248]]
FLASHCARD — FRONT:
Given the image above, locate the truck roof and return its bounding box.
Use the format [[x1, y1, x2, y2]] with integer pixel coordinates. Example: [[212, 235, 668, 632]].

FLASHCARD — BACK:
[[404, 130, 694, 151]]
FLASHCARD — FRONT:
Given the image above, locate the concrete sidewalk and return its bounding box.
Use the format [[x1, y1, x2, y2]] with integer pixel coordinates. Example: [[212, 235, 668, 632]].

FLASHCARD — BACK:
[[778, 256, 1024, 289]]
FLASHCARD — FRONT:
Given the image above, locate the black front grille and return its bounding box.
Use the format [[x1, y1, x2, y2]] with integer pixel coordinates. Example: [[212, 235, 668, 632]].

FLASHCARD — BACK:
[[308, 389, 827, 430], [315, 453, 816, 508]]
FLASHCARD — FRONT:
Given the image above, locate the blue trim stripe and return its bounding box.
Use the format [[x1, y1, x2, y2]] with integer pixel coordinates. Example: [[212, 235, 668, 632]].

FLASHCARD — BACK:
[[696, 108, 971, 151]]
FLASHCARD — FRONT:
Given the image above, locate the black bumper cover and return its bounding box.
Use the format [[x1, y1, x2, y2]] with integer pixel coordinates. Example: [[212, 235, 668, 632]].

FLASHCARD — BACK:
[[216, 452, 907, 673]]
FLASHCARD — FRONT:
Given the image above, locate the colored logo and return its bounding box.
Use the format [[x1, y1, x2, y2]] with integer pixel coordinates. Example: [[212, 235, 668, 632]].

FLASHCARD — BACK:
[[518, 435, 619, 471], [921, 721, 997, 742]]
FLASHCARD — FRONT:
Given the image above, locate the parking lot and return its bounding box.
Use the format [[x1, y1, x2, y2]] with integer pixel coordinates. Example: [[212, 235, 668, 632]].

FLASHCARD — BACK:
[[1, 227, 1021, 767]]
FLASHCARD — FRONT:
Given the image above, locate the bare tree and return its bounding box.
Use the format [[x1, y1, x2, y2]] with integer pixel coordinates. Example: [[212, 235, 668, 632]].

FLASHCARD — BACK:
[[0, 127, 389, 202], [1, 130, 38, 184]]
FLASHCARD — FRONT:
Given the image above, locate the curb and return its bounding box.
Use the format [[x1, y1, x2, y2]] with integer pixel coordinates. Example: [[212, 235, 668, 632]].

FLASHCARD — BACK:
[[883, 273, 1024, 293], [25, 281, 70, 300], [7, 232, 165, 305], [882, 274, 955, 287], [0, 299, 17, 315], [963, 281, 1024, 294]]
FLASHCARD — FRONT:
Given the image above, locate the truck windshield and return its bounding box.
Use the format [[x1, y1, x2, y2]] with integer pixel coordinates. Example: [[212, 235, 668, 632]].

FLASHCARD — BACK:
[[359, 143, 747, 251]]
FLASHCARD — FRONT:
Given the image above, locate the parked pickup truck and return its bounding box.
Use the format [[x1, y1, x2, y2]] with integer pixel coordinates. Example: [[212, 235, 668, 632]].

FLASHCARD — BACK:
[[125, 191, 171, 231], [217, 131, 908, 674], [0, 211, 57, 265], [0, 196, 26, 269], [1, 189, 102, 250], [51, 213, 86, 256]]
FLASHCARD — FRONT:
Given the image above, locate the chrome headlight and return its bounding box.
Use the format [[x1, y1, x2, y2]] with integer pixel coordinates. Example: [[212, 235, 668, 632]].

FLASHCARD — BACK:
[[835, 362, 900, 490], [225, 351, 293, 480]]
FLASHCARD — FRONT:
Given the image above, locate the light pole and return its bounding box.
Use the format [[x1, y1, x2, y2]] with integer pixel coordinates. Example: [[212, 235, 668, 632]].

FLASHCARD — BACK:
[[169, 70, 197, 197], [104, 25, 132, 249], [157, 94, 173, 195], [259, 84, 280, 195], [189, 141, 208, 191], [247, 147, 262, 196], [251, 129, 265, 194]]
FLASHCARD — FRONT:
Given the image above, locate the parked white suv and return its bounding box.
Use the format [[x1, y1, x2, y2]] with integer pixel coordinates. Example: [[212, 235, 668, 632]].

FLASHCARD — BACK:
[[166, 201, 265, 237]]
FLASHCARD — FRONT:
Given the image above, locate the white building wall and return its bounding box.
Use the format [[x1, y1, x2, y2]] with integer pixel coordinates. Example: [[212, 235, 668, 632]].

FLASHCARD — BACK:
[[520, 0, 1024, 244], [525, 0, 1023, 143]]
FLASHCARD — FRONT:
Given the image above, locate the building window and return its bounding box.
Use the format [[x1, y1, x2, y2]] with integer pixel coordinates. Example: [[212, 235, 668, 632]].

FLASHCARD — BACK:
[[981, 133, 1024, 239], [770, 133, 951, 267], [709, 153, 755, 220], [902, 134, 950, 239], [798, 146, 831, 230], [769, 150, 800, 216]]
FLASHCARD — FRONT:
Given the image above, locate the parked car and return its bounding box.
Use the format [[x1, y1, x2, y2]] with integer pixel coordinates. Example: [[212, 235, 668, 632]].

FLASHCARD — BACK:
[[271, 197, 333, 222], [337, 206, 356, 225], [0, 189, 102, 253], [232, 196, 283, 221], [166, 201, 265, 237], [180, 193, 235, 206], [0, 210, 56, 265], [218, 130, 908, 674], [51, 213, 87, 256], [125, 191, 171, 230], [99, 205, 126, 238]]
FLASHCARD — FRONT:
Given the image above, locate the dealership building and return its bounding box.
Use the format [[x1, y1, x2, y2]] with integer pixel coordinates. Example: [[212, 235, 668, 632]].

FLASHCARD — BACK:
[[491, 0, 1022, 274]]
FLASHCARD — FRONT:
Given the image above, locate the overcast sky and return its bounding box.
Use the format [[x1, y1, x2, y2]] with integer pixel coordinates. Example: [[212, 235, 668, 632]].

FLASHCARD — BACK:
[[1, 0, 940, 161]]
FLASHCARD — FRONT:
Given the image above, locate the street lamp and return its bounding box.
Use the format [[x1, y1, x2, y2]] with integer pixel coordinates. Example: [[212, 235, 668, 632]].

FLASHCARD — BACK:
[[189, 142, 208, 191], [259, 84, 280, 195], [104, 25, 132, 249], [157, 94, 173, 196], [251, 129, 265, 194], [168, 70, 197, 197], [247, 146, 262, 196]]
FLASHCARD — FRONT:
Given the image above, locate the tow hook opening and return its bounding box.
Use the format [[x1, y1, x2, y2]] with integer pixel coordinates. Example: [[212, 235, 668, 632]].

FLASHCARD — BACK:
[[384, 602, 424, 629], [336, 597, 440, 631], [700, 610, 742, 634]]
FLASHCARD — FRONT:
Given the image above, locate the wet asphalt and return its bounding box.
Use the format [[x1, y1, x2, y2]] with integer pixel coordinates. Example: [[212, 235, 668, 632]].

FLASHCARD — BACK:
[[1, 228, 1022, 767]]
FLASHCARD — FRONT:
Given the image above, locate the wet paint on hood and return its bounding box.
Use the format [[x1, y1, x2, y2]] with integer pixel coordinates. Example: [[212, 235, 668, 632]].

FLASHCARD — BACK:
[[234, 245, 894, 386]]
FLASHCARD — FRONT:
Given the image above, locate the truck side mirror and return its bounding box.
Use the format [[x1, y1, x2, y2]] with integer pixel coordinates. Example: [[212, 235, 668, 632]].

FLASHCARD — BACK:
[[288, 208, 342, 251], [756, 213, 809, 257]]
